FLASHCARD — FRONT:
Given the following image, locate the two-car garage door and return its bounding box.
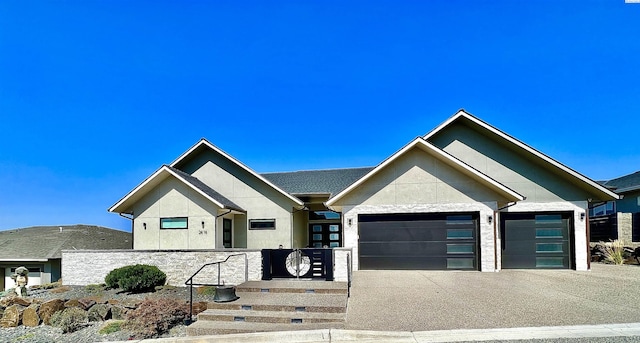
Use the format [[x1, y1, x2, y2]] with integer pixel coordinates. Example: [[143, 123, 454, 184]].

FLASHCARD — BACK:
[[358, 213, 479, 270]]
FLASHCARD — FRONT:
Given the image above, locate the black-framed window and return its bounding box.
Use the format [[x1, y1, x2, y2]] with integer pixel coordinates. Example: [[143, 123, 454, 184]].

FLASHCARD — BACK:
[[223, 218, 232, 248], [160, 217, 188, 229], [249, 219, 276, 230]]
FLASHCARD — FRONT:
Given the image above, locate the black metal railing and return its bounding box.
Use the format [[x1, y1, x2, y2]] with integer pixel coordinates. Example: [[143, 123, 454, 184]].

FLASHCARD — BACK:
[[184, 253, 248, 324]]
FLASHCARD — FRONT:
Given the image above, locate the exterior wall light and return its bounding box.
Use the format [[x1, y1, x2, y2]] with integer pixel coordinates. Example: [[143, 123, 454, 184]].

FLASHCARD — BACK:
[[487, 215, 493, 224], [143, 222, 147, 230], [580, 212, 586, 221], [202, 221, 205, 228], [347, 218, 353, 226]]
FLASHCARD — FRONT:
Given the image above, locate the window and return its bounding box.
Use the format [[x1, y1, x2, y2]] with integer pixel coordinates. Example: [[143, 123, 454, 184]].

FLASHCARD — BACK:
[[161, 217, 188, 229], [309, 211, 341, 220], [446, 215, 474, 225], [249, 219, 276, 230], [589, 201, 616, 217], [447, 228, 474, 239]]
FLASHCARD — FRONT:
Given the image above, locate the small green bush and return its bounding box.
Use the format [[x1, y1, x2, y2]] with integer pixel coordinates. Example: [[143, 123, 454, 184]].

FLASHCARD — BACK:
[[84, 283, 106, 293], [104, 264, 166, 293], [123, 298, 189, 338], [50, 307, 88, 333], [98, 320, 123, 335]]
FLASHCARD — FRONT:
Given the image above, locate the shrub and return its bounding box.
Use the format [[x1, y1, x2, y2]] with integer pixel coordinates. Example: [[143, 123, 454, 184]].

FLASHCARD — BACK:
[[123, 298, 189, 338], [602, 240, 627, 265], [104, 265, 166, 293], [50, 307, 88, 333], [84, 283, 106, 293], [98, 320, 123, 335]]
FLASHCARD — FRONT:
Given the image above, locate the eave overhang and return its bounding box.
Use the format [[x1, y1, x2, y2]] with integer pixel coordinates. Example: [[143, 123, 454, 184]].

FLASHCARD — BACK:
[[108, 165, 245, 214]]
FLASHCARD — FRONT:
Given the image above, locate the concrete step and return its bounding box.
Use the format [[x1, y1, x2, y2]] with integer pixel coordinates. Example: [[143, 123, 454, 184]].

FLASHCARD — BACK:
[[237, 280, 348, 295], [186, 320, 345, 336], [207, 291, 347, 313], [197, 309, 345, 324]]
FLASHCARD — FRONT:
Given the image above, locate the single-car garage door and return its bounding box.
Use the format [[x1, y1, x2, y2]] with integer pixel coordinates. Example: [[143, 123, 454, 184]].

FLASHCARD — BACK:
[[358, 213, 479, 270], [501, 212, 573, 269]]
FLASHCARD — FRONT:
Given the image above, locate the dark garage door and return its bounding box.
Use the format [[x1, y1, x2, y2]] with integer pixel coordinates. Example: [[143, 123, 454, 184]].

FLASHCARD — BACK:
[[358, 213, 479, 270], [501, 212, 573, 269]]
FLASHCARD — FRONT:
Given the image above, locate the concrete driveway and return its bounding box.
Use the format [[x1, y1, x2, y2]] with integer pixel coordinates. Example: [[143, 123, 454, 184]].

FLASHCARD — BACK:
[[345, 263, 640, 332]]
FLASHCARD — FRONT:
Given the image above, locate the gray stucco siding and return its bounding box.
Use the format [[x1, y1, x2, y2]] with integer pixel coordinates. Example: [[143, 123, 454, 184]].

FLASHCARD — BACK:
[[337, 148, 513, 207], [191, 161, 297, 249], [428, 123, 595, 202], [131, 177, 220, 250]]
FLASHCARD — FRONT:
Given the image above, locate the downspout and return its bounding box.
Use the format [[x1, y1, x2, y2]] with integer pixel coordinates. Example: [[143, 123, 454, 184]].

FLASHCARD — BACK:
[[586, 210, 591, 270], [494, 201, 522, 271]]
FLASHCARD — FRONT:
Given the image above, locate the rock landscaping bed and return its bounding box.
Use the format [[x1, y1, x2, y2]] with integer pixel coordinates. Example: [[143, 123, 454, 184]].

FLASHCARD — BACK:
[[0, 281, 216, 342]]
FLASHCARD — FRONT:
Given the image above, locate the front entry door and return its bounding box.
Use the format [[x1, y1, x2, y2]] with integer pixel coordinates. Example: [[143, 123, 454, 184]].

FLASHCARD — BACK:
[[223, 218, 232, 248], [309, 224, 341, 248]]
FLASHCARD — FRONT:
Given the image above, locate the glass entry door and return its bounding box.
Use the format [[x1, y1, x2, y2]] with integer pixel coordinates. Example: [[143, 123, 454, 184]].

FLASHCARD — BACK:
[[309, 223, 341, 248]]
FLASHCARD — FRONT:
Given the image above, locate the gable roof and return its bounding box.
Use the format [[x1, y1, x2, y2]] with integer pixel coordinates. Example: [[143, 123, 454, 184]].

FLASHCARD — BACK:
[[424, 109, 620, 201], [326, 137, 525, 206], [109, 165, 245, 214], [0, 225, 131, 261], [262, 167, 374, 196], [603, 171, 640, 194], [170, 139, 304, 206]]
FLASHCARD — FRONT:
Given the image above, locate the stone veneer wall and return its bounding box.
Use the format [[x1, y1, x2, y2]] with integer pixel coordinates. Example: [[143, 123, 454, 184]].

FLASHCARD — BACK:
[[62, 249, 352, 286], [332, 248, 352, 283], [617, 212, 633, 243], [61, 250, 262, 286]]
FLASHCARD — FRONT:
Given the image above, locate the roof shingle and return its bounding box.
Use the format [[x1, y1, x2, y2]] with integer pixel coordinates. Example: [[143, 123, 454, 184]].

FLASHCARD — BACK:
[[0, 225, 132, 260], [262, 167, 374, 196]]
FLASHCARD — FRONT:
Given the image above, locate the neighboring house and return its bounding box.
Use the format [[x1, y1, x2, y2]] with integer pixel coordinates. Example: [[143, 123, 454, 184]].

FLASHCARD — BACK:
[[0, 225, 132, 291], [109, 110, 618, 271], [589, 171, 640, 243]]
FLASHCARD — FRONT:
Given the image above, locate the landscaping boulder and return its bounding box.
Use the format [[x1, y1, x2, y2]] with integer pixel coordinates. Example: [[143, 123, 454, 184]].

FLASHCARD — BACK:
[[110, 305, 129, 320], [88, 304, 111, 322], [22, 304, 41, 327], [64, 299, 80, 308], [39, 298, 65, 325], [1, 295, 31, 308], [78, 298, 97, 311], [0, 304, 25, 328]]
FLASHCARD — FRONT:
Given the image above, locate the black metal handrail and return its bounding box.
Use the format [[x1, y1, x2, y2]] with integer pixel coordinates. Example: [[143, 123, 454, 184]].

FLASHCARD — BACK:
[[184, 253, 248, 324]]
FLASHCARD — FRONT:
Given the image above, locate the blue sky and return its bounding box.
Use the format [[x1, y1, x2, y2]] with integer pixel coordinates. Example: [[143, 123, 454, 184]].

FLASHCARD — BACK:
[[1, 1, 639, 232]]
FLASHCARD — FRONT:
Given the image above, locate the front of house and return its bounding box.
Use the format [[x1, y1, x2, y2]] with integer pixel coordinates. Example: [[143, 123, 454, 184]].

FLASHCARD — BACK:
[[109, 110, 618, 272]]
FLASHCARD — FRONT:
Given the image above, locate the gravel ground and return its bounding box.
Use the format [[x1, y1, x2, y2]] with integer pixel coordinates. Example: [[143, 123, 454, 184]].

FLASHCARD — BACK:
[[0, 284, 214, 343]]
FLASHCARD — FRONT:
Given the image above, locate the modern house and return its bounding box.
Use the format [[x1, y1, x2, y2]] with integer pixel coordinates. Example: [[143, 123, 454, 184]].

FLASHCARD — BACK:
[[0, 225, 132, 291], [109, 110, 618, 272], [589, 171, 640, 243]]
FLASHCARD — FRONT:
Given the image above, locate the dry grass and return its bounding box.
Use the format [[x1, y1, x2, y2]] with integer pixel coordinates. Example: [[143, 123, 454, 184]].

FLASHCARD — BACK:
[[602, 240, 626, 265]]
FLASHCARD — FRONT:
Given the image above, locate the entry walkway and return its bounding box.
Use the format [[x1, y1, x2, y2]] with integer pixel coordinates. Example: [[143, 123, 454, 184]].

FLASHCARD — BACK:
[[117, 323, 640, 342]]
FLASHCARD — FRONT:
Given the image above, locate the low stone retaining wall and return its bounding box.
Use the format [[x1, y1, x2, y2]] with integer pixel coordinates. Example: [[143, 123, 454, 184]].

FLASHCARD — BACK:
[[62, 248, 353, 286], [61, 250, 262, 286]]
